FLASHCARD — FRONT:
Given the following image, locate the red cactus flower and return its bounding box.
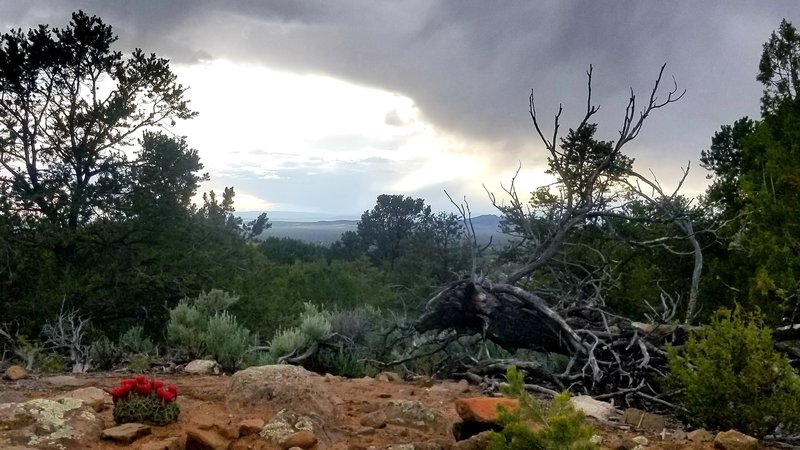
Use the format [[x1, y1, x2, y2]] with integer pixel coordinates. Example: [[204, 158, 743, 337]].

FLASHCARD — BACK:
[[152, 379, 164, 389], [167, 385, 178, 395], [162, 391, 175, 403], [135, 381, 151, 395], [135, 375, 147, 384]]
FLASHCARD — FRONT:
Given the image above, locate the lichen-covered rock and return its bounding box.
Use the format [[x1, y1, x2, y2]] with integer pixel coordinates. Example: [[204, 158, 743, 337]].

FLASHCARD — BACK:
[[3, 365, 28, 381], [0, 397, 101, 449], [260, 410, 317, 442], [382, 400, 449, 433], [227, 365, 336, 419]]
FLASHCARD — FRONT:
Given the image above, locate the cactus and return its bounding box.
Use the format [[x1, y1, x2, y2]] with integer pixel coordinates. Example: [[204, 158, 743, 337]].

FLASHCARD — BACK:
[[110, 376, 180, 425]]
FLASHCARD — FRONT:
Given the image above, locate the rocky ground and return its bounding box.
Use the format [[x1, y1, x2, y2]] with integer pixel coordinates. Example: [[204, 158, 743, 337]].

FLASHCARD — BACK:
[[0, 363, 774, 450]]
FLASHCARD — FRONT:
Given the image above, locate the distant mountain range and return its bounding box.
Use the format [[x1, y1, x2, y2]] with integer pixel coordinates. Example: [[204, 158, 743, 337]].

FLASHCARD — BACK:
[[238, 212, 505, 245]]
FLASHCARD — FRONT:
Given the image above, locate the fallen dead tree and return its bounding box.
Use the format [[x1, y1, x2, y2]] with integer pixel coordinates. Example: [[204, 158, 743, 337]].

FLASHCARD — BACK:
[[415, 277, 685, 409]]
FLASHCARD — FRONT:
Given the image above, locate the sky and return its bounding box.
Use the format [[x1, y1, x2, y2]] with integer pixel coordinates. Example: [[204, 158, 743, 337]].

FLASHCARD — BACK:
[[2, 1, 798, 217]]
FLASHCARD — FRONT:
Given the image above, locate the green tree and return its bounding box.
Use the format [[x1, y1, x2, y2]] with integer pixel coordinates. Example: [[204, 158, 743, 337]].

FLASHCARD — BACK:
[[0, 11, 195, 231], [357, 194, 431, 270], [701, 19, 800, 318]]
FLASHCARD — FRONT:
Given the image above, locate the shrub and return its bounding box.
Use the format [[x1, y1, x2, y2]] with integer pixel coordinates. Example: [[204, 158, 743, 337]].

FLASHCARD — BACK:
[[128, 354, 150, 373], [167, 290, 254, 369], [119, 326, 155, 355], [90, 336, 121, 370], [488, 366, 597, 450], [166, 299, 206, 358], [665, 306, 800, 437], [205, 311, 250, 371], [111, 376, 180, 425]]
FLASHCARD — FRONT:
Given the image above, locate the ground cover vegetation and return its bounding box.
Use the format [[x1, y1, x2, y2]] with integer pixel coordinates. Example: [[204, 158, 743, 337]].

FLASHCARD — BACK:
[[2, 11, 800, 442]]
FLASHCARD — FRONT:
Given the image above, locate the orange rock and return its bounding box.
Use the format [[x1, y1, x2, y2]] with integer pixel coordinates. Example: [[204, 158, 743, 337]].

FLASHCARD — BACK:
[[454, 397, 519, 423]]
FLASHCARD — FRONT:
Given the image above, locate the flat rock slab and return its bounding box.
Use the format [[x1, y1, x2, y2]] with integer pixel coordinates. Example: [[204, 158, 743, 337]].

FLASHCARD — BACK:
[[714, 429, 759, 450], [40, 376, 91, 387], [101, 422, 151, 443], [53, 387, 112, 412], [570, 395, 616, 421]]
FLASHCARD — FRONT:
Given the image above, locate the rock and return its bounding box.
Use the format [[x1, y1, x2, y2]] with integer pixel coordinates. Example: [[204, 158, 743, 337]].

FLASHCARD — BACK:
[[622, 408, 667, 432], [185, 359, 221, 375], [632, 435, 649, 445], [376, 372, 402, 382], [451, 431, 493, 450], [570, 395, 616, 421], [3, 365, 27, 381], [456, 379, 470, 393], [360, 410, 387, 428], [189, 412, 239, 439], [607, 437, 640, 450], [454, 397, 519, 423], [280, 430, 317, 449], [382, 400, 449, 432], [139, 436, 183, 450], [714, 429, 759, 450], [672, 429, 688, 440], [452, 420, 502, 441], [53, 387, 112, 412], [688, 428, 714, 442], [40, 375, 90, 387], [186, 427, 231, 450], [0, 392, 25, 404], [101, 422, 151, 443], [238, 418, 265, 436], [0, 397, 101, 449], [227, 365, 336, 419], [377, 393, 392, 398]]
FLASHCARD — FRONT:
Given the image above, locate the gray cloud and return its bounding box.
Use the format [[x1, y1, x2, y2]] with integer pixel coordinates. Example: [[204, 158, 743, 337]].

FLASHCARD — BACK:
[[3, 1, 798, 212]]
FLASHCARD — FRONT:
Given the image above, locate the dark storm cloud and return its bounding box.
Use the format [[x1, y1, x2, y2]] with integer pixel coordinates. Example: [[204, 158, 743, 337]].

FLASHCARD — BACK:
[[3, 1, 799, 191]]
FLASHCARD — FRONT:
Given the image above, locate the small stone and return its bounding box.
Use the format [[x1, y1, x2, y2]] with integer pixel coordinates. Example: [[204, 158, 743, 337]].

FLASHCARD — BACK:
[[238, 418, 265, 436], [714, 429, 758, 450], [280, 430, 317, 449], [688, 428, 714, 442], [101, 422, 151, 444], [632, 435, 648, 445], [377, 393, 392, 398], [360, 410, 387, 428], [3, 365, 28, 381], [571, 395, 616, 421], [607, 437, 639, 450], [454, 397, 520, 423], [456, 379, 470, 393], [139, 436, 182, 450], [376, 372, 402, 382], [672, 429, 688, 440], [355, 426, 375, 435], [589, 434, 603, 444], [184, 359, 220, 375]]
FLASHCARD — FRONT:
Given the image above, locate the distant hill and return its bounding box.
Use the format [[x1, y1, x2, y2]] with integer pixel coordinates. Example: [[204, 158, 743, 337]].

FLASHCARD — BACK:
[[247, 213, 506, 246]]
